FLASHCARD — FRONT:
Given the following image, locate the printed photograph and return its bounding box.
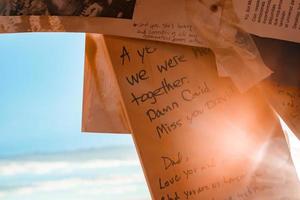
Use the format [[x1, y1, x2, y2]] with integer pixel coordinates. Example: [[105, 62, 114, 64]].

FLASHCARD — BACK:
[[0, 0, 136, 19]]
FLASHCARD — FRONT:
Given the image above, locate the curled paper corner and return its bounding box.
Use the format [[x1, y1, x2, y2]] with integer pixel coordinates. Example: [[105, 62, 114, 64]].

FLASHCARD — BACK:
[[259, 81, 300, 141], [185, 0, 273, 92]]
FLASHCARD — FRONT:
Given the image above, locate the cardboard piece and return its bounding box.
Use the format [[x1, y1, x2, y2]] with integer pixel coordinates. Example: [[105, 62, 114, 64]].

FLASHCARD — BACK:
[[82, 34, 130, 133], [97, 35, 300, 199]]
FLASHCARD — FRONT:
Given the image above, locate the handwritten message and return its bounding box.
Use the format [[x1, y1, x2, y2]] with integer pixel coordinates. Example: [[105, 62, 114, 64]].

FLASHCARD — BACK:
[[103, 36, 299, 199], [133, 22, 202, 46]]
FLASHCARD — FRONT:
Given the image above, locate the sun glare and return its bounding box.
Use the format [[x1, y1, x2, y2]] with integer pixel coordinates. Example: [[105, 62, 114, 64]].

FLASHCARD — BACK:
[[278, 115, 300, 181]]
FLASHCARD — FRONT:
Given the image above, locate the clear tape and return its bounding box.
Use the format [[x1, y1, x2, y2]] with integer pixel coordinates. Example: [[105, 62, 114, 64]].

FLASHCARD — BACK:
[[185, 0, 273, 92]]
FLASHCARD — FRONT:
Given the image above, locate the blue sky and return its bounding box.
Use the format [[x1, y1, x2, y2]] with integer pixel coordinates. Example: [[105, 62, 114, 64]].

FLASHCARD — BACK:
[[0, 32, 134, 156], [0, 33, 149, 200]]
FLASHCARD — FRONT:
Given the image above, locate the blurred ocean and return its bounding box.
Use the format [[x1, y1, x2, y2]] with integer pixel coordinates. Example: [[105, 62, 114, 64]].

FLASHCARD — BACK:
[[0, 145, 150, 200], [0, 33, 150, 200]]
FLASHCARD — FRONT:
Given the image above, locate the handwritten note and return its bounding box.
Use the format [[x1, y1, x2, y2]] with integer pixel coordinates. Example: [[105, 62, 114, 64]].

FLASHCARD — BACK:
[[98, 35, 300, 199], [132, 22, 202, 46]]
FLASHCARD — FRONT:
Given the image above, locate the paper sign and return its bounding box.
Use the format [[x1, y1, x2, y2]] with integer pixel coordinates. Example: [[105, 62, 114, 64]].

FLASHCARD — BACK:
[[233, 0, 300, 43], [100, 35, 300, 199], [82, 33, 300, 134]]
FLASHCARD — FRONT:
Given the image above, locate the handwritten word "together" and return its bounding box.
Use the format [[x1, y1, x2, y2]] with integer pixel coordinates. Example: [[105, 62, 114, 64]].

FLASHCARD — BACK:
[[130, 77, 188, 105]]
